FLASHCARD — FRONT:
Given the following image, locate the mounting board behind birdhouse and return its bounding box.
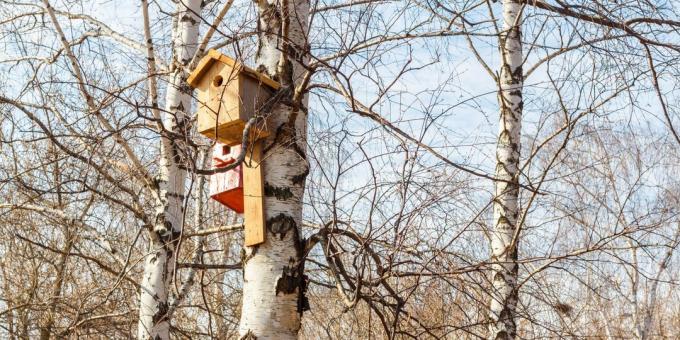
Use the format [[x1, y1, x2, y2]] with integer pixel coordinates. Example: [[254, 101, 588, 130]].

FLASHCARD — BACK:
[[242, 141, 265, 246]]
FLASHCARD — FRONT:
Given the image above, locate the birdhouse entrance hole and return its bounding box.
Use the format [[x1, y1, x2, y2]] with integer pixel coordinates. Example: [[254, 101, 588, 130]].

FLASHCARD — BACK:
[[212, 75, 223, 87]]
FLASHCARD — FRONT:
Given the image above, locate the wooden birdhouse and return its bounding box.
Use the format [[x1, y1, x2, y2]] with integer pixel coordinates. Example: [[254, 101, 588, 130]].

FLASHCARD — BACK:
[[209, 144, 244, 214], [187, 49, 280, 146], [208, 142, 266, 247]]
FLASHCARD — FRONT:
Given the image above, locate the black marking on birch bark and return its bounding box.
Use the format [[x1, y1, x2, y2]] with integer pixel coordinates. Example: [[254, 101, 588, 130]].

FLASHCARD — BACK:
[[298, 277, 310, 313], [294, 228, 309, 313], [267, 122, 297, 151], [492, 270, 503, 283], [166, 192, 185, 199], [169, 142, 183, 164], [279, 86, 296, 104], [498, 129, 511, 143], [291, 167, 309, 185], [511, 64, 523, 80], [151, 300, 169, 325], [494, 330, 510, 340], [241, 245, 259, 267], [155, 212, 166, 226], [153, 218, 172, 239], [496, 216, 511, 228], [164, 220, 173, 233], [264, 182, 293, 200], [296, 254, 310, 314], [152, 215, 181, 253], [554, 302, 573, 315], [285, 45, 305, 64], [173, 115, 185, 128], [495, 299, 517, 339], [266, 213, 296, 239], [149, 252, 158, 265], [265, 213, 310, 313], [240, 329, 257, 340], [275, 265, 299, 295], [259, 87, 292, 117], [179, 13, 198, 25], [274, 262, 309, 314], [171, 228, 181, 242]]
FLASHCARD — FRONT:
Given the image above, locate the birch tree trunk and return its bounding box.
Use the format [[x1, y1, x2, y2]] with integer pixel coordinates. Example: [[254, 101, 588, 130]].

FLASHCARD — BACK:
[[137, 1, 201, 338], [238, 0, 310, 338], [489, 1, 523, 339], [639, 222, 680, 340], [629, 243, 645, 339]]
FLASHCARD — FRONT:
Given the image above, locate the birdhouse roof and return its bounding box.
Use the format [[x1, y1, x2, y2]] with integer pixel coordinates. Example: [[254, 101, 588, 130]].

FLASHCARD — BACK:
[[187, 49, 281, 90]]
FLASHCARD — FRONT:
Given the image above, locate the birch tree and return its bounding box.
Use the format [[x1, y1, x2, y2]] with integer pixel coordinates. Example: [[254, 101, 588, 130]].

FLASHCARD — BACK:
[[489, 1, 523, 338], [137, 0, 202, 338], [238, 0, 311, 338]]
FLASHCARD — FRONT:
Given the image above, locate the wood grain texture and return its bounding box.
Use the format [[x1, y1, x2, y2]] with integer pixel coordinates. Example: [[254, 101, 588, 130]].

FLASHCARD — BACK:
[[243, 140, 265, 246]]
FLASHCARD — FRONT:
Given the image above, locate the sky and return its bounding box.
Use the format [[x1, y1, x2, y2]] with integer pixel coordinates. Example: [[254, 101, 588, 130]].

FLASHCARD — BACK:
[[2, 0, 678, 252]]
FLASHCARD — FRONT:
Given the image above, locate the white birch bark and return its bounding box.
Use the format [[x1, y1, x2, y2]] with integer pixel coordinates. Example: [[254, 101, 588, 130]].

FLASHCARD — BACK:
[[489, 1, 523, 339], [137, 1, 201, 339], [629, 243, 644, 339], [639, 222, 680, 340], [238, 0, 310, 338]]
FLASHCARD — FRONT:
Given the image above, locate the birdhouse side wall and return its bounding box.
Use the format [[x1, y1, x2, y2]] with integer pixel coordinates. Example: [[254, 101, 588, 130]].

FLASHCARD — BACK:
[[239, 75, 276, 141]]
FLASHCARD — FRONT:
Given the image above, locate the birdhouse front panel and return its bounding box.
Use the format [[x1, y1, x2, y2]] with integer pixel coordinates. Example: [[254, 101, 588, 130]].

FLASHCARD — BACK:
[[210, 167, 243, 213], [212, 143, 238, 167], [209, 143, 244, 213], [194, 61, 242, 144], [188, 50, 281, 146]]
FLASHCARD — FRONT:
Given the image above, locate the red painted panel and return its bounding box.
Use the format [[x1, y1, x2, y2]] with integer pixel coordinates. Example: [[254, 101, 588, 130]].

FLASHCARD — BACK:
[[209, 143, 244, 213]]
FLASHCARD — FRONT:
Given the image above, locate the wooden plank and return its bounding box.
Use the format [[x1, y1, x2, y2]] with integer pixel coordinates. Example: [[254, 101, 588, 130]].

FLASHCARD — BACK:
[[242, 140, 266, 246]]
